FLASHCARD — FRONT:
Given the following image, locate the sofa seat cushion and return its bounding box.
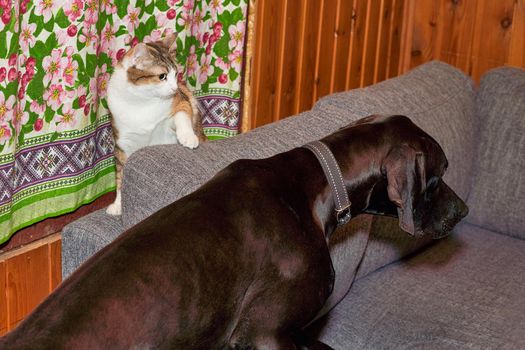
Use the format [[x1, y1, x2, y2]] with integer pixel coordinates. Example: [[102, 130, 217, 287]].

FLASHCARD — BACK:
[[311, 223, 525, 349]]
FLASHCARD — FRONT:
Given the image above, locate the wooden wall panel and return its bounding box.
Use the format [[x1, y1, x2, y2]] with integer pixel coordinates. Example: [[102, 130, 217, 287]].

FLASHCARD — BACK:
[[6, 244, 50, 329], [315, 0, 339, 102], [509, 0, 525, 67], [375, 0, 395, 83], [387, 0, 405, 78], [0, 234, 61, 335], [361, 0, 382, 86], [403, 0, 525, 82], [246, 0, 524, 129], [248, 0, 407, 128], [294, 0, 323, 116], [251, 0, 285, 127], [332, 0, 355, 93], [277, 0, 305, 120], [346, 0, 369, 89]]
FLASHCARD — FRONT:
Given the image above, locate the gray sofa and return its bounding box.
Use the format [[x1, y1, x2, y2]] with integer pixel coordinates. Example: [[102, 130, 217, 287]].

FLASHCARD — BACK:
[[62, 61, 525, 349]]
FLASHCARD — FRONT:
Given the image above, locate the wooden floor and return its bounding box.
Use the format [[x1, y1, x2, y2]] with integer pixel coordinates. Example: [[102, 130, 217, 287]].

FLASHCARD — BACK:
[[0, 234, 62, 336]]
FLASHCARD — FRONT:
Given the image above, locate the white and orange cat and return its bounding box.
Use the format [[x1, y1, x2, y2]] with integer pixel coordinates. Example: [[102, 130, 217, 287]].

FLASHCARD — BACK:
[[106, 34, 206, 216]]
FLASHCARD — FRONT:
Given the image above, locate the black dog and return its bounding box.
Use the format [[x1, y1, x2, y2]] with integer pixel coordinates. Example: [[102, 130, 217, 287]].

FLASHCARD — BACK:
[[1, 115, 468, 349]]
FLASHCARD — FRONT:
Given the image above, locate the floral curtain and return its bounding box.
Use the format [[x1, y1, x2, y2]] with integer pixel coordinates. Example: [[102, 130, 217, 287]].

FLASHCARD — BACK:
[[0, 0, 248, 244]]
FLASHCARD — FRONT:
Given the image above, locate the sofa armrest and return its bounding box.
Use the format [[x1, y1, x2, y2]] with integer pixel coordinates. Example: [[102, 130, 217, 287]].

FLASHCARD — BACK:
[[62, 209, 124, 278]]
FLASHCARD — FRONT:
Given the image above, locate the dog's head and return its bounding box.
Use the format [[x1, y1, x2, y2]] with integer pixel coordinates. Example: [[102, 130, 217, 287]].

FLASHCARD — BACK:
[[358, 115, 468, 238]]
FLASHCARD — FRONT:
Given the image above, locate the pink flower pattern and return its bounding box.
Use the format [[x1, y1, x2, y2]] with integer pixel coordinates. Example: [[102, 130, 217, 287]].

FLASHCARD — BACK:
[[34, 0, 57, 22], [43, 84, 66, 111], [0, 0, 248, 242], [64, 0, 84, 22], [42, 49, 67, 85]]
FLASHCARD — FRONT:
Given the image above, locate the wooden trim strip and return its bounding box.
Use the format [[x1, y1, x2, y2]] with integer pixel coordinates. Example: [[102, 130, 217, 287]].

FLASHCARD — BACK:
[[241, 0, 257, 133], [274, 0, 288, 122], [294, 0, 308, 114], [312, 0, 326, 104], [373, 0, 386, 84]]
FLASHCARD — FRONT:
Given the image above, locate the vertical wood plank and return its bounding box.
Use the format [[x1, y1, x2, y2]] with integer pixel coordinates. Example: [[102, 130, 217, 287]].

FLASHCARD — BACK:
[[438, 0, 478, 74], [6, 245, 50, 329], [346, 0, 369, 89], [241, 0, 257, 132], [409, 0, 440, 69], [0, 261, 7, 336], [387, 0, 405, 78], [252, 0, 286, 127], [361, 0, 382, 87], [50, 239, 62, 291], [296, 0, 323, 113], [332, 0, 355, 93], [250, 0, 264, 128], [508, 0, 525, 68], [398, 0, 415, 73], [314, 0, 338, 102], [374, 0, 394, 83], [470, 0, 515, 82], [276, 0, 304, 120]]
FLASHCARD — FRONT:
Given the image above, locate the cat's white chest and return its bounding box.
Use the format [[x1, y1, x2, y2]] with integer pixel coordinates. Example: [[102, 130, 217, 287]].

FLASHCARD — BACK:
[[107, 70, 178, 156]]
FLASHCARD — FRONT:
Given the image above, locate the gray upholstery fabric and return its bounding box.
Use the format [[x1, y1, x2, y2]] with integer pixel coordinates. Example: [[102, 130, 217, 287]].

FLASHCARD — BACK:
[[314, 61, 476, 202], [354, 216, 433, 281], [62, 209, 124, 278], [311, 223, 525, 349], [466, 67, 525, 239]]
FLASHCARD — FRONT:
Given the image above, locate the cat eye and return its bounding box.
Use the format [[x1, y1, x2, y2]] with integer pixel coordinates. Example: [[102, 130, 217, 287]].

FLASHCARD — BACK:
[[159, 73, 167, 81]]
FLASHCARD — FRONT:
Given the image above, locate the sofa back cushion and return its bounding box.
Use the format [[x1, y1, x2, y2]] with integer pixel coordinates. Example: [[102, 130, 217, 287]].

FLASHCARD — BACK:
[[466, 67, 525, 239]]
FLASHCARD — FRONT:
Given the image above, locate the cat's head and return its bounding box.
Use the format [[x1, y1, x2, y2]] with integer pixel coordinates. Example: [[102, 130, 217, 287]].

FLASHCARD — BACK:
[[119, 34, 180, 99]]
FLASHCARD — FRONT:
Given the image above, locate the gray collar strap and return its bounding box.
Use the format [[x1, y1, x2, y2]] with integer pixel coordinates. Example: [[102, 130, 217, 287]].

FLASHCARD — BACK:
[[303, 141, 352, 226]]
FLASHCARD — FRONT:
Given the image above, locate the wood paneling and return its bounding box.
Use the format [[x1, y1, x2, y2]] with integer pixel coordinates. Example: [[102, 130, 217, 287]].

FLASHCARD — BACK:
[[0, 234, 61, 336], [245, 0, 525, 129], [248, 0, 407, 128], [403, 0, 525, 81]]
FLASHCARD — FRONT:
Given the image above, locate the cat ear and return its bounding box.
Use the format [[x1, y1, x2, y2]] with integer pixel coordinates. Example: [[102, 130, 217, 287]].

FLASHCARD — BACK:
[[161, 33, 178, 54], [130, 43, 149, 66]]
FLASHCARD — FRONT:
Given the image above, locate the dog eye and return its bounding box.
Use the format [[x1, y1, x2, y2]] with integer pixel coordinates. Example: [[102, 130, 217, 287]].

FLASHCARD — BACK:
[[425, 177, 440, 200], [159, 73, 167, 81]]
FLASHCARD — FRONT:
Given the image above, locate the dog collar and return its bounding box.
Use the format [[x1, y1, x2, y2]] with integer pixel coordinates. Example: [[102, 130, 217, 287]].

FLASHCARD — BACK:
[[303, 141, 352, 226]]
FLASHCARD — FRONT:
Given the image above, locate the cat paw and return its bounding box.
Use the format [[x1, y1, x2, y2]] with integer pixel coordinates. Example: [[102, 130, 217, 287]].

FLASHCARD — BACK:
[[177, 130, 199, 149], [106, 202, 122, 216]]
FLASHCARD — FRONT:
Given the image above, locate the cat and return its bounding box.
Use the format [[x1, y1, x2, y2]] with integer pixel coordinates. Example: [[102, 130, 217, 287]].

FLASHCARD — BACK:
[[106, 34, 206, 216]]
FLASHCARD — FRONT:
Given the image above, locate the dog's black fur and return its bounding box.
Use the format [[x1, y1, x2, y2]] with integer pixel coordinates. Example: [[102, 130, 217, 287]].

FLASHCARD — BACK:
[[1, 115, 468, 349]]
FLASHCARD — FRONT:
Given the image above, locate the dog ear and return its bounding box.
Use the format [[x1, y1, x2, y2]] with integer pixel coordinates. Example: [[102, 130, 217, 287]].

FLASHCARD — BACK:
[[383, 145, 426, 235]]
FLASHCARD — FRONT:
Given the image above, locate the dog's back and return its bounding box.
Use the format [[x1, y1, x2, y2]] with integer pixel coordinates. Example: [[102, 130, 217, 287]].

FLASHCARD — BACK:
[[0, 156, 332, 349]]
